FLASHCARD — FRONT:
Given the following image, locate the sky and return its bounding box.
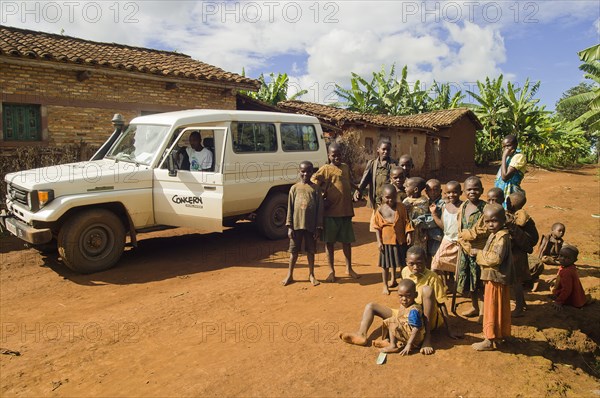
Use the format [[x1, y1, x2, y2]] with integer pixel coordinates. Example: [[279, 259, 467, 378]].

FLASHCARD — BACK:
[[2, 0, 599, 111]]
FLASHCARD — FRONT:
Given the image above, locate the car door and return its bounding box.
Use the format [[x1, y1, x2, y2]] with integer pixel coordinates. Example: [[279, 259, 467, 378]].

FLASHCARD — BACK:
[[153, 126, 226, 232]]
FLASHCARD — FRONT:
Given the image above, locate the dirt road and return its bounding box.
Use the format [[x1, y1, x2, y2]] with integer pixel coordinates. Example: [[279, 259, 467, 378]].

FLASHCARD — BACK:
[[1, 166, 599, 396]]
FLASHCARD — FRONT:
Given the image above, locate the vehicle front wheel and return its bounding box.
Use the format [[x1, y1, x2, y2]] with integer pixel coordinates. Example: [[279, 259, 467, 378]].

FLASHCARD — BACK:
[[58, 209, 126, 274], [256, 192, 288, 240]]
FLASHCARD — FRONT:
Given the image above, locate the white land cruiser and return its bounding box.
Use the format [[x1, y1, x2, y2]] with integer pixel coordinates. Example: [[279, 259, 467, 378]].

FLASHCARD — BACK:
[[1, 110, 328, 273]]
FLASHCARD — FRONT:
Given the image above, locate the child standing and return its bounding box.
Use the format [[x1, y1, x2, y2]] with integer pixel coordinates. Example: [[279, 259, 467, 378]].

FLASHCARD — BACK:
[[403, 177, 429, 251], [283, 161, 324, 286], [505, 192, 539, 316], [378, 279, 426, 355], [551, 245, 587, 310], [472, 204, 513, 351], [355, 139, 396, 213], [529, 223, 565, 291], [425, 179, 444, 260], [373, 185, 414, 295], [312, 143, 360, 282], [457, 176, 489, 317], [390, 166, 407, 202], [431, 181, 463, 288]]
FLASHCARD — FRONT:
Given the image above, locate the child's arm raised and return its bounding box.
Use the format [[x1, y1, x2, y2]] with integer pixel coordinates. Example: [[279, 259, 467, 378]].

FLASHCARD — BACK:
[[429, 203, 444, 229]]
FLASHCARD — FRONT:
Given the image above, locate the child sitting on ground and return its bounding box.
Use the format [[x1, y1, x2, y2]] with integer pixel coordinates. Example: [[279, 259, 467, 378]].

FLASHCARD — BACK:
[[377, 279, 425, 355], [431, 181, 463, 289], [529, 223, 566, 291], [487, 187, 505, 205], [390, 166, 407, 202], [551, 245, 587, 310], [425, 179, 445, 261], [471, 204, 513, 351], [403, 177, 429, 251], [338, 247, 455, 354], [401, 246, 458, 352], [282, 161, 324, 286], [505, 192, 539, 316], [457, 176, 489, 317], [373, 185, 414, 295]]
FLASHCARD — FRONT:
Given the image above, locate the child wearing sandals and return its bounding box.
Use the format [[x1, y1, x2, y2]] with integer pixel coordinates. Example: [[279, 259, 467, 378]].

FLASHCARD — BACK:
[[373, 184, 414, 295]]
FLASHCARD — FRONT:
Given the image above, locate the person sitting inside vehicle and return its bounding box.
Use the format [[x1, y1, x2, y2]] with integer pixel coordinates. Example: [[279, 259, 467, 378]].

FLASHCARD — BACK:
[[178, 131, 213, 171]]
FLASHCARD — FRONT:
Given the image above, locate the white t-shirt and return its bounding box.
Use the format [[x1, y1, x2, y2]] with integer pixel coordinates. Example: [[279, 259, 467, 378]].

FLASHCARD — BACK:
[[186, 147, 213, 171]]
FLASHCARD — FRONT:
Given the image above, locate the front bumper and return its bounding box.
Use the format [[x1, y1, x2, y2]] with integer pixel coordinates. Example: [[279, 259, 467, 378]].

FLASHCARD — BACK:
[[0, 210, 52, 244]]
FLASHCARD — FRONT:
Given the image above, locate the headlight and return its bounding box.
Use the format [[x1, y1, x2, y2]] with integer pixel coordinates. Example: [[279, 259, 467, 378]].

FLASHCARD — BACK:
[[38, 190, 54, 207], [26, 189, 54, 211]]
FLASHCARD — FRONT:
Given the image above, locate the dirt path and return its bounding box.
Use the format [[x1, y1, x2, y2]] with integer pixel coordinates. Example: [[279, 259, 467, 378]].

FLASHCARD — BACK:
[[1, 166, 599, 397]]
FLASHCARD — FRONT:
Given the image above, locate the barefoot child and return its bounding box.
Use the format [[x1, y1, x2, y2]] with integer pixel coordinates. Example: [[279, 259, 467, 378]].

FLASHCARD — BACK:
[[551, 245, 587, 310], [312, 143, 360, 282], [505, 192, 539, 316], [378, 279, 426, 355], [431, 181, 463, 288], [403, 177, 429, 251], [401, 246, 457, 353], [472, 204, 513, 351], [457, 176, 489, 317], [339, 247, 448, 355], [373, 185, 414, 295], [529, 223, 565, 291], [283, 161, 324, 286]]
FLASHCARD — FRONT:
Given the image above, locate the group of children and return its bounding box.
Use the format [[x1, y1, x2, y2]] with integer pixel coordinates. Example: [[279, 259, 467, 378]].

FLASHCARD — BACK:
[[282, 138, 589, 355]]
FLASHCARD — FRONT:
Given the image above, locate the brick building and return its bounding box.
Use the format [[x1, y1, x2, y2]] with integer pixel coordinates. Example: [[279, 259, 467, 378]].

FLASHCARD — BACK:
[[0, 25, 259, 149], [277, 100, 482, 177]]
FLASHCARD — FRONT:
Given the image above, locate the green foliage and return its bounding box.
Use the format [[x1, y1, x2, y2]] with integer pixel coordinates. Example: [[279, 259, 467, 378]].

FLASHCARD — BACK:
[[334, 64, 464, 115], [241, 72, 307, 106], [468, 74, 593, 168], [556, 82, 595, 124]]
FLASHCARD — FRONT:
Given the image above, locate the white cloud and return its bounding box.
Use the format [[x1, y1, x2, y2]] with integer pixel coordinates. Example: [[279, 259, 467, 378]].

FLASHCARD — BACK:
[[2, 0, 597, 105]]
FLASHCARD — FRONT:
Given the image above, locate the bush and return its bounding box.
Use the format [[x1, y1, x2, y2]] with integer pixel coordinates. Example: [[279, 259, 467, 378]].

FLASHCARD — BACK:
[[0, 142, 98, 207], [332, 129, 369, 179]]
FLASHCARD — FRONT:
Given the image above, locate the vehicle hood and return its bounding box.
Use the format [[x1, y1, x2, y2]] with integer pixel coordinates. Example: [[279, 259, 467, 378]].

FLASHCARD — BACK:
[[5, 159, 153, 194]]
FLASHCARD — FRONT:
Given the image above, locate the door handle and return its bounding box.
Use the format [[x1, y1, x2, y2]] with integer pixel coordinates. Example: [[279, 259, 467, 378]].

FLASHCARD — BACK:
[[204, 186, 216, 190]]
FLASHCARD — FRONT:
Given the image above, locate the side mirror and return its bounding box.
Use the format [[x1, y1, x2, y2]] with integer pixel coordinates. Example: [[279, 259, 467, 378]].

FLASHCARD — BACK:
[[167, 151, 178, 177]]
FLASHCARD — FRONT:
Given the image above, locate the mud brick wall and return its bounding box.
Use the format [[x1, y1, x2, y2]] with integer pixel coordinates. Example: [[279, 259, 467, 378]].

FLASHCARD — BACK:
[[0, 59, 238, 147]]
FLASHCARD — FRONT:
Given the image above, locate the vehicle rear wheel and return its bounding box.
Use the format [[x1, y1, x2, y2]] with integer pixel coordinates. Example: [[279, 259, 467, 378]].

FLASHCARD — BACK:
[[58, 209, 126, 274], [256, 192, 288, 240]]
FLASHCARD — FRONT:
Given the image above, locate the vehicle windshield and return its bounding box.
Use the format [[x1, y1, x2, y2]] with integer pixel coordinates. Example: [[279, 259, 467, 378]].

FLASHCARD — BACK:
[[105, 124, 169, 165]]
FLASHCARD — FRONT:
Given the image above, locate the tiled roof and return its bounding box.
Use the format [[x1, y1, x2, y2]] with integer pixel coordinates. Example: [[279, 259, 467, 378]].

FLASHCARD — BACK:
[[0, 25, 260, 89], [277, 101, 483, 132]]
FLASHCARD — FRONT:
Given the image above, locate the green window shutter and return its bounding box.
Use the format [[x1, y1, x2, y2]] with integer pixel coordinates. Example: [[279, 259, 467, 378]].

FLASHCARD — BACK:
[[3, 104, 42, 141]]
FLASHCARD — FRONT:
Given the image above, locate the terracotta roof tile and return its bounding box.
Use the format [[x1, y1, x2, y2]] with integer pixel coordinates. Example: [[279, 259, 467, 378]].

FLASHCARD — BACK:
[[0, 25, 260, 89], [277, 101, 483, 131]]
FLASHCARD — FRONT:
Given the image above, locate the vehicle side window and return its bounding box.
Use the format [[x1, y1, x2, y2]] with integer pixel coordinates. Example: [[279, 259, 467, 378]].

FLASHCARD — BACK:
[[232, 122, 277, 153], [281, 124, 319, 152]]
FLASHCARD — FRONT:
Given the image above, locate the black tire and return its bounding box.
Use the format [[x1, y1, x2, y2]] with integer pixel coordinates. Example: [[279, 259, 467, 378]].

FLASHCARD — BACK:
[[256, 192, 288, 240], [57, 209, 126, 274]]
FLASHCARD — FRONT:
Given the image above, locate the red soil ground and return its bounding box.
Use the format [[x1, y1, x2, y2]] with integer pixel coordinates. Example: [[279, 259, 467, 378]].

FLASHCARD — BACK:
[[1, 166, 599, 397]]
